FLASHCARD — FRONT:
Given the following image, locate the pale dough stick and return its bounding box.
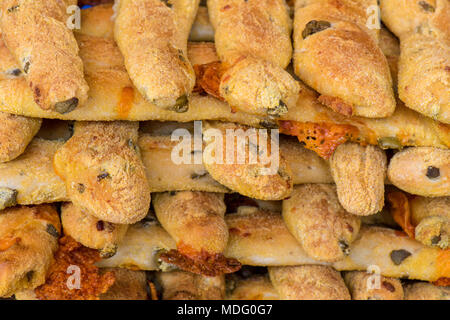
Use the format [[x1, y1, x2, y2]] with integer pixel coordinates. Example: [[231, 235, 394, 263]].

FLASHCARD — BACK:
[[268, 265, 351, 300], [387, 147, 450, 197], [0, 0, 89, 113], [113, 0, 199, 111], [96, 220, 176, 271], [61, 203, 129, 258], [0, 139, 67, 210], [153, 191, 241, 276], [0, 205, 60, 298], [0, 111, 41, 163], [379, 0, 450, 123], [293, 0, 395, 118], [207, 0, 299, 117], [53, 121, 151, 224], [224, 208, 450, 282]]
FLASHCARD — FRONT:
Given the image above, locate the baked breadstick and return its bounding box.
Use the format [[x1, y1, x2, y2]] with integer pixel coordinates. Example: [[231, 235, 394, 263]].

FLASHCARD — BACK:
[[293, 0, 396, 118], [153, 191, 241, 276], [113, 0, 199, 111], [0, 0, 89, 113], [268, 265, 351, 300], [404, 282, 450, 300], [202, 121, 293, 200], [343, 271, 404, 300], [387, 147, 450, 197], [0, 205, 60, 298], [282, 184, 361, 262], [410, 196, 450, 250], [61, 202, 129, 258], [379, 0, 450, 123], [155, 271, 225, 300], [97, 219, 176, 271], [0, 111, 41, 163], [330, 143, 387, 216], [225, 208, 450, 282], [207, 0, 299, 116], [53, 121, 151, 224]]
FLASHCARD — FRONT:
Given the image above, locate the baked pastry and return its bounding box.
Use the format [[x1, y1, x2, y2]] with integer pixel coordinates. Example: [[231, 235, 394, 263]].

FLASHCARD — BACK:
[[293, 0, 396, 118], [380, 0, 450, 123], [0, 0, 89, 113], [343, 271, 404, 300], [53, 121, 151, 224], [113, 0, 199, 111]]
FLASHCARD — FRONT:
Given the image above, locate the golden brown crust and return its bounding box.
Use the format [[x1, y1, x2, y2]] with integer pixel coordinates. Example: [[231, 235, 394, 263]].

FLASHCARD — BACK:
[[404, 282, 450, 300], [0, 205, 60, 297], [344, 271, 404, 300], [379, 26, 400, 88], [0, 111, 41, 163], [61, 202, 129, 256], [207, 0, 298, 116], [153, 191, 240, 276], [156, 270, 225, 300], [202, 121, 293, 200], [79, 3, 115, 39], [387, 147, 450, 197], [113, 0, 198, 110], [282, 184, 361, 262], [0, 0, 88, 112], [293, 0, 396, 118], [268, 265, 351, 300], [99, 268, 148, 300], [53, 121, 151, 224], [330, 143, 387, 215]]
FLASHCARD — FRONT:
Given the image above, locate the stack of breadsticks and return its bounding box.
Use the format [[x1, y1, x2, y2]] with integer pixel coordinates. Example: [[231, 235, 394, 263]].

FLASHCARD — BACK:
[[0, 0, 448, 300]]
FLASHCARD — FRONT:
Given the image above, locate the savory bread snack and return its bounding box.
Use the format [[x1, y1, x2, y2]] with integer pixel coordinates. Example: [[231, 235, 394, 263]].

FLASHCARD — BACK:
[[53, 121, 151, 224], [404, 282, 450, 300], [387, 147, 450, 197], [268, 265, 351, 300], [293, 0, 396, 118], [0, 139, 67, 209], [343, 271, 404, 300], [61, 202, 129, 258], [0, 205, 60, 298], [202, 121, 293, 200], [154, 270, 225, 300], [330, 143, 387, 216], [99, 268, 148, 300], [153, 191, 240, 276], [113, 0, 199, 111], [380, 0, 449, 123], [0, 0, 89, 113], [282, 184, 361, 262], [0, 111, 41, 163], [207, 0, 299, 117]]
